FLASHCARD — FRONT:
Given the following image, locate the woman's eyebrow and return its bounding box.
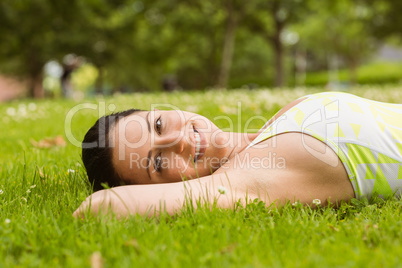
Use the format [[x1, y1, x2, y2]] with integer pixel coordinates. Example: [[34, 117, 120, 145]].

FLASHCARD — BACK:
[[146, 150, 152, 180], [146, 111, 151, 132], [146, 111, 152, 180], [146, 112, 152, 180]]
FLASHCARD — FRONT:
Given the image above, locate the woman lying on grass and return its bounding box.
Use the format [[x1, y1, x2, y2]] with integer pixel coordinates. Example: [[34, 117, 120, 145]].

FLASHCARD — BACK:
[[74, 92, 402, 218]]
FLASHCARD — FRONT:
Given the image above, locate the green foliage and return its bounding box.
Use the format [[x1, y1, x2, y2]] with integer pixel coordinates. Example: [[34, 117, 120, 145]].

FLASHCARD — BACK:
[[0, 87, 401, 266], [364, 0, 402, 40], [305, 61, 402, 86], [294, 0, 377, 85], [0, 0, 402, 96]]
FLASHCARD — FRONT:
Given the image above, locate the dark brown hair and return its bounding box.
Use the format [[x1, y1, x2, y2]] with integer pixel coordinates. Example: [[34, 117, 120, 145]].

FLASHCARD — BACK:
[[82, 109, 142, 191]]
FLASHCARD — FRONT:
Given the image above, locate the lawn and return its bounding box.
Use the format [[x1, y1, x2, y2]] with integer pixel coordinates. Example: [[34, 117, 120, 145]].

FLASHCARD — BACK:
[[0, 86, 401, 267]]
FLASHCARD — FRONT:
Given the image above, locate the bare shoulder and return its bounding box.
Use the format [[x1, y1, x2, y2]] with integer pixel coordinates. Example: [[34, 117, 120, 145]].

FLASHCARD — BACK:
[[265, 97, 307, 126], [215, 132, 355, 205]]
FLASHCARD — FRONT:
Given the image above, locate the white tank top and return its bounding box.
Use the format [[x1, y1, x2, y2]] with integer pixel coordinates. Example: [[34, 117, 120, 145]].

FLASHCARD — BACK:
[[248, 92, 402, 200]]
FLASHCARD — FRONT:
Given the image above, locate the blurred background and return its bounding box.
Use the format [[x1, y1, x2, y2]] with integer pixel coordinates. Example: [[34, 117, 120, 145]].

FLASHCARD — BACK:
[[0, 0, 402, 101]]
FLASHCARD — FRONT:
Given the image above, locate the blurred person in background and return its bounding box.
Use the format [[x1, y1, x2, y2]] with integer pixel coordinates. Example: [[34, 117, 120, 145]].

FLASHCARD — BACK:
[[61, 54, 82, 98]]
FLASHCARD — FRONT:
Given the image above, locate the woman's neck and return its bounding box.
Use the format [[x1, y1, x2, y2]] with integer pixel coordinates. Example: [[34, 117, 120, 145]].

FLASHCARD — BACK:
[[222, 132, 259, 161]]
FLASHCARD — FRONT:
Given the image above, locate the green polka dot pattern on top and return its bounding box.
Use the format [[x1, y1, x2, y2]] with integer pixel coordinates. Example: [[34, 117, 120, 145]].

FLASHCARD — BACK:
[[248, 92, 402, 199]]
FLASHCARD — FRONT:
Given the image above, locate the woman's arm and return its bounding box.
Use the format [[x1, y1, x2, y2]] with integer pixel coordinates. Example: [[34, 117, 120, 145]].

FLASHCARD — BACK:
[[73, 170, 260, 218]]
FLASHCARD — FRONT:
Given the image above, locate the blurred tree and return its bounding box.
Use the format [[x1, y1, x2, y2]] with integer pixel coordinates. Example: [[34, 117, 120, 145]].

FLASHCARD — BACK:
[[216, 0, 259, 89], [296, 0, 376, 84], [126, 0, 263, 90], [0, 0, 391, 95], [0, 0, 142, 97], [229, 25, 274, 88], [244, 0, 311, 87], [99, 0, 184, 91], [152, 1, 225, 89], [0, 0, 60, 98], [364, 0, 402, 40], [54, 0, 144, 94]]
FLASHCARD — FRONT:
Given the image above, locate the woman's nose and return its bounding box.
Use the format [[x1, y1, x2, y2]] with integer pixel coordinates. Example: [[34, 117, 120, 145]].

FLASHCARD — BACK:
[[154, 130, 185, 154]]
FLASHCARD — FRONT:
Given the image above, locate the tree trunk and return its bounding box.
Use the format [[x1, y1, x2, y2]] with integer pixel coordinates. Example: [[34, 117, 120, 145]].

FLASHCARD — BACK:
[[216, 0, 237, 89], [205, 25, 219, 87], [270, 6, 285, 88], [28, 72, 44, 98], [327, 54, 339, 84], [95, 66, 104, 95], [294, 48, 307, 86], [272, 34, 284, 87], [28, 49, 44, 98], [348, 58, 358, 85]]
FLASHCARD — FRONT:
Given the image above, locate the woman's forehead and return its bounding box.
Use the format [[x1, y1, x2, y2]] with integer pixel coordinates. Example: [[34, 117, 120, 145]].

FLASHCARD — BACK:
[[111, 111, 151, 150], [111, 112, 150, 182]]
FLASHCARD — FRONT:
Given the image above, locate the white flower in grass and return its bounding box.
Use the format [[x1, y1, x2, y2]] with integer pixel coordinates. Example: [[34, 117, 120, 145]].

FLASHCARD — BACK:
[[312, 199, 321, 206], [6, 107, 16, 116], [292, 201, 300, 207], [28, 103, 37, 111], [185, 105, 199, 113], [18, 105, 27, 117], [5, 219, 11, 224], [218, 186, 227, 195], [0, 189, 3, 195], [67, 169, 75, 174]]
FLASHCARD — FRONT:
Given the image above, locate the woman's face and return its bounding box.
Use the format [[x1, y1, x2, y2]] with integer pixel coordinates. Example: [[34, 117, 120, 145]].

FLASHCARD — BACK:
[[110, 110, 229, 184]]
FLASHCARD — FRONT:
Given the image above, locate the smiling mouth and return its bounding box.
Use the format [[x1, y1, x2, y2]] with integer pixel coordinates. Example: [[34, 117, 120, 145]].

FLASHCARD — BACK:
[[194, 128, 201, 162]]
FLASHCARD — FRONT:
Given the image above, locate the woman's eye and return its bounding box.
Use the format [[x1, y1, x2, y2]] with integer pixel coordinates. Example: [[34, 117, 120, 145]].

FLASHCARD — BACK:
[[155, 116, 162, 134], [154, 153, 163, 173]]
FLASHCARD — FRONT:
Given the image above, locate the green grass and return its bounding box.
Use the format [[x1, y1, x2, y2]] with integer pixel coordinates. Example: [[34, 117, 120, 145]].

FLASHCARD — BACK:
[[0, 86, 401, 267]]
